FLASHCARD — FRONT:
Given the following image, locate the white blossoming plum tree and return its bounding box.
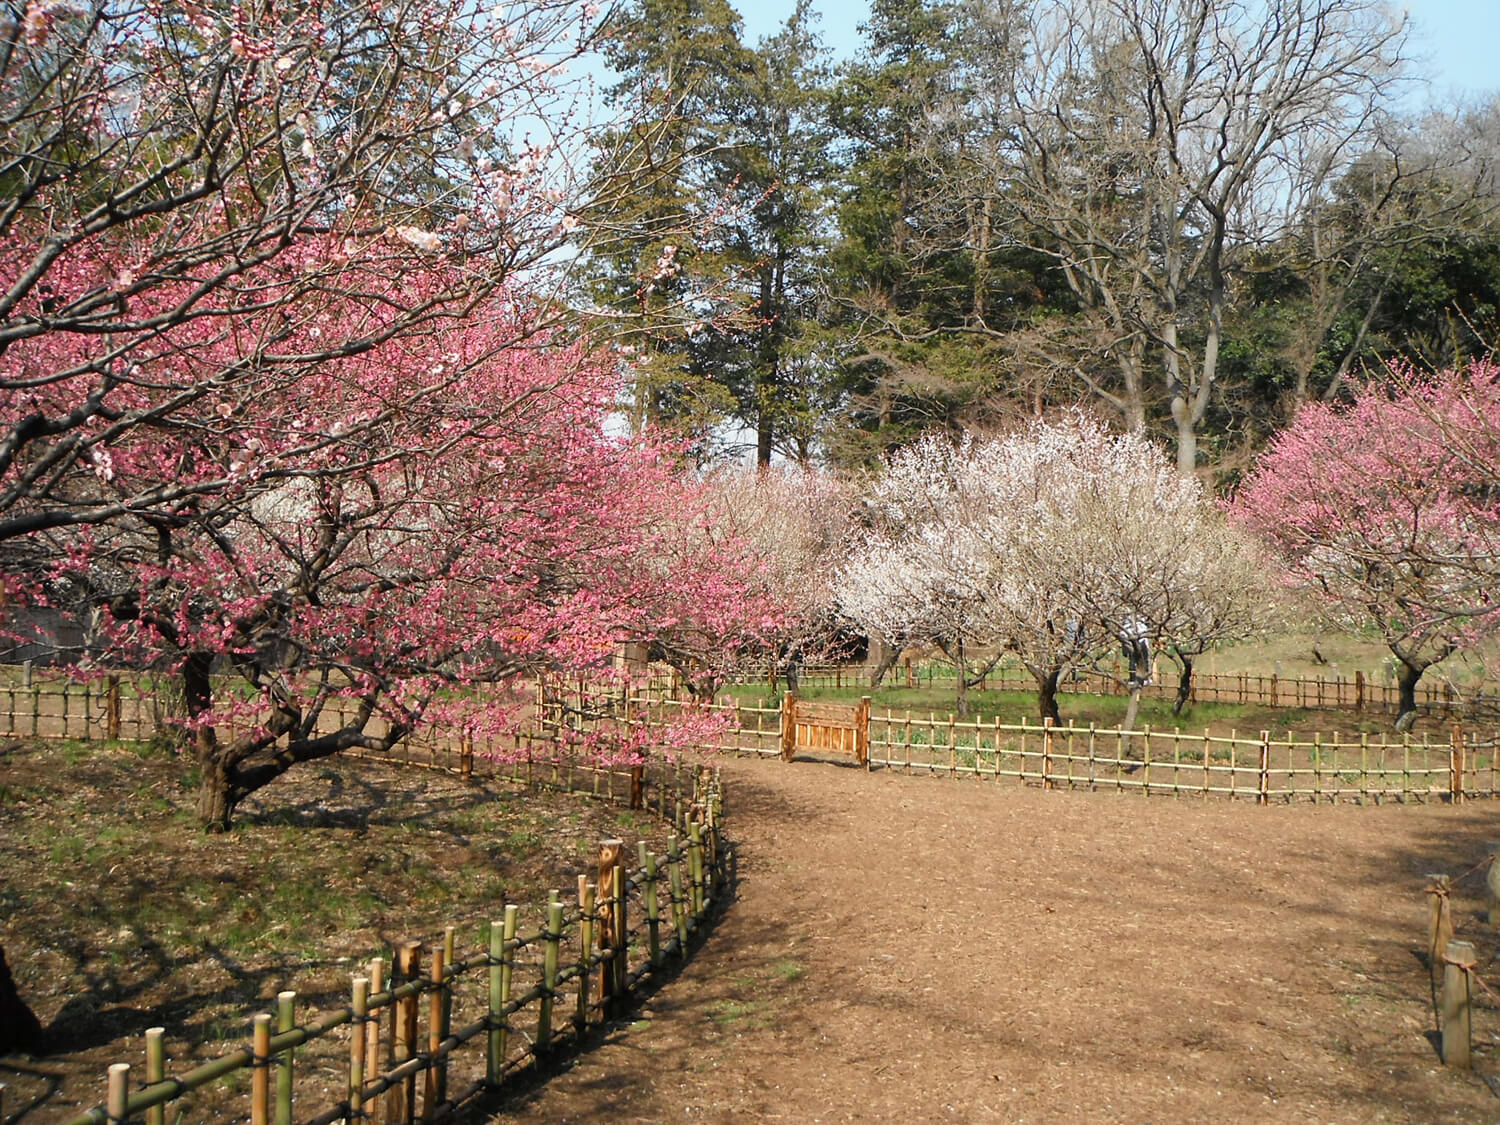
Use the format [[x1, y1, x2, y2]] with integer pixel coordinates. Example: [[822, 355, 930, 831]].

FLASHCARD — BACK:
[[836, 416, 1275, 724]]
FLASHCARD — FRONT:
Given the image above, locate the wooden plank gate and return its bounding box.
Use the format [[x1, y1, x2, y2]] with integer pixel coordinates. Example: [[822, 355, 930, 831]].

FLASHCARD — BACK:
[[780, 692, 871, 768]]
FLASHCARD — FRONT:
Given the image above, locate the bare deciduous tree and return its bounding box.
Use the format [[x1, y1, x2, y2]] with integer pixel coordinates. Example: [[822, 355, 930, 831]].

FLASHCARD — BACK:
[[941, 0, 1408, 471]]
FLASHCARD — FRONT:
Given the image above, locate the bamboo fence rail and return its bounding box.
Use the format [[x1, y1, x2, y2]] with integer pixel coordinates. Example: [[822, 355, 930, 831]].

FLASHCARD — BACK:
[[52, 765, 726, 1125]]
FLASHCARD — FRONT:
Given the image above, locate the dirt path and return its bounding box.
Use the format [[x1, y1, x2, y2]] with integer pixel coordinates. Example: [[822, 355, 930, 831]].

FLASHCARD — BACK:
[[488, 755, 1500, 1123]]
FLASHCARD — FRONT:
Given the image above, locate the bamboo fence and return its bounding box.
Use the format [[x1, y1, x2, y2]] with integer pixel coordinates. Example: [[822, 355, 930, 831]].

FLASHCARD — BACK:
[[46, 764, 726, 1125], [728, 660, 1499, 719], [538, 675, 1499, 804]]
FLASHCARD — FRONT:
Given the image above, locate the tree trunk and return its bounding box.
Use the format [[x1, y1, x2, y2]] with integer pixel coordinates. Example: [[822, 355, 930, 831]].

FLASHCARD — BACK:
[[196, 740, 237, 833], [1036, 667, 1061, 725], [1173, 653, 1194, 716], [182, 653, 238, 832], [1395, 658, 1425, 732], [866, 637, 900, 689], [954, 637, 969, 718], [0, 944, 44, 1054], [1121, 686, 1143, 748]]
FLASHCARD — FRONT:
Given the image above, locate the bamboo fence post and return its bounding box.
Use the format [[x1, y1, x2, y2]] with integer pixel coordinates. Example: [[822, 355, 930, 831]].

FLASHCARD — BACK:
[[1442, 939, 1476, 1069], [105, 676, 121, 740], [1257, 731, 1271, 805], [365, 958, 384, 1125], [596, 840, 623, 1016], [667, 835, 689, 952], [144, 1027, 165, 1125], [688, 823, 706, 917], [350, 977, 370, 1122], [1428, 875, 1455, 967], [539, 900, 564, 1052], [488, 907, 518, 1087], [641, 843, 662, 965], [858, 696, 871, 769], [388, 942, 422, 1125], [252, 1013, 272, 1125], [1355, 670, 1365, 713], [1041, 717, 1054, 790], [1201, 730, 1210, 797], [275, 990, 295, 1125], [577, 875, 595, 1030], [107, 1063, 130, 1125], [611, 861, 628, 1001], [1451, 723, 1466, 804], [422, 943, 448, 1119]]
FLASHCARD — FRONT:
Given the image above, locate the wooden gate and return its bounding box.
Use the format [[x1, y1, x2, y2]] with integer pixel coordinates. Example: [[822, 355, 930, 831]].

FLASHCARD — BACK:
[[780, 692, 871, 768]]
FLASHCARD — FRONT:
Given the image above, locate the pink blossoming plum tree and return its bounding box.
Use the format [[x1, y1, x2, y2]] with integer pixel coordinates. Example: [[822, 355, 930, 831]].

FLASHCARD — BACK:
[[1233, 363, 1500, 729], [0, 0, 777, 1048], [36, 286, 777, 830], [0, 0, 679, 560], [0, 1, 784, 829]]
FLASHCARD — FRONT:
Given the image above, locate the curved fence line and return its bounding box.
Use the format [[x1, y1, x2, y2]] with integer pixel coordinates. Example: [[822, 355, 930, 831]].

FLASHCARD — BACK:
[[20, 746, 725, 1125]]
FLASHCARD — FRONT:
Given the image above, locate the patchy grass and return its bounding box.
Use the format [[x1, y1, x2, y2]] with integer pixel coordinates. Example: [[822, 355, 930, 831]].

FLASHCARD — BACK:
[[0, 739, 654, 1119]]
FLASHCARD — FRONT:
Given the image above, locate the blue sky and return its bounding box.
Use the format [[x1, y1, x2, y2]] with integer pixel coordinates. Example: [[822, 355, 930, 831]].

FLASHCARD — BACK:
[[735, 0, 1500, 105], [1404, 0, 1500, 103]]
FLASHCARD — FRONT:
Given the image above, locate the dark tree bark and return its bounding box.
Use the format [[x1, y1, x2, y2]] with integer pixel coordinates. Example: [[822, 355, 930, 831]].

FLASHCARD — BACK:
[[182, 653, 409, 831], [0, 945, 45, 1054], [1173, 653, 1195, 716], [1395, 658, 1425, 732], [1035, 666, 1062, 725]]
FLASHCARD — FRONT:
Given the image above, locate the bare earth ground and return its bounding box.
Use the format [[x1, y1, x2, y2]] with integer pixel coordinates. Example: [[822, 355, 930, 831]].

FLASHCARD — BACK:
[[489, 755, 1500, 1124]]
